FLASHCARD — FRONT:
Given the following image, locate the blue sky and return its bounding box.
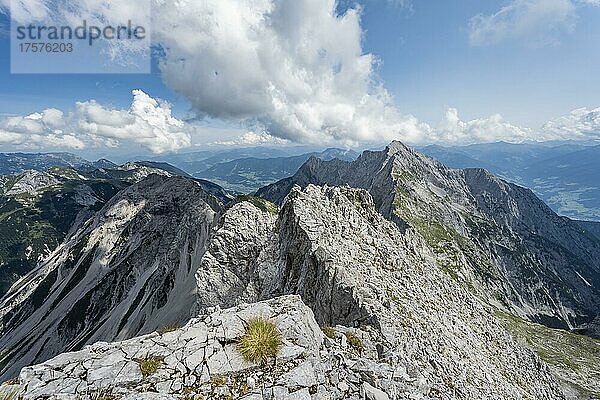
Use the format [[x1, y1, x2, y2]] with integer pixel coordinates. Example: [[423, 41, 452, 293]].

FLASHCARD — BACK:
[[354, 0, 600, 127], [0, 0, 599, 154]]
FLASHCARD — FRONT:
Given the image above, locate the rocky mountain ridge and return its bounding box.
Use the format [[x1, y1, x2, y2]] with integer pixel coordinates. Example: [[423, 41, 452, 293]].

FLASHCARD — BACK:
[[3, 185, 569, 399], [258, 142, 600, 335], [0, 161, 233, 298], [0, 175, 222, 380], [0, 143, 598, 398], [192, 184, 568, 399], [0, 168, 128, 297], [420, 142, 600, 221]]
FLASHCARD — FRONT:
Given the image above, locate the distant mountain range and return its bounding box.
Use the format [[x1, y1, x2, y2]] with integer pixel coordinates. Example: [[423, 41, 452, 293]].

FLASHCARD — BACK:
[[0, 148, 359, 194], [420, 141, 600, 221], [195, 148, 359, 192], [2, 142, 599, 398], [0, 153, 98, 175], [0, 160, 233, 297], [3, 143, 600, 221]]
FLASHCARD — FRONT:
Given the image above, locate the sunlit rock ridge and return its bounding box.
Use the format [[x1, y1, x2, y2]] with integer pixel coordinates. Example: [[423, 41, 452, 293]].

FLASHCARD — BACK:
[[258, 141, 600, 334], [0, 141, 599, 399]]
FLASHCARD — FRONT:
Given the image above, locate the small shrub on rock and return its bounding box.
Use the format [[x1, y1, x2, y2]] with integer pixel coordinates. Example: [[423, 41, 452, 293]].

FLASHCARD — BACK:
[[136, 356, 164, 377], [237, 317, 282, 365]]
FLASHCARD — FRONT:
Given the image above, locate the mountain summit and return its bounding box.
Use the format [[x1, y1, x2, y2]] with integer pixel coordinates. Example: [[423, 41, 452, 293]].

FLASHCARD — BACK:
[[258, 141, 600, 334]]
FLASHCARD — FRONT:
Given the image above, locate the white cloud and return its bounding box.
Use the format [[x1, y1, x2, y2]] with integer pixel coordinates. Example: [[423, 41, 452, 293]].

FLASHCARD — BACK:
[[0, 127, 86, 150], [76, 90, 191, 154], [541, 107, 600, 140], [4, 0, 151, 66], [0, 0, 500, 148], [0, 108, 84, 150], [214, 131, 290, 147], [469, 0, 577, 46], [151, 0, 426, 147], [2, 99, 600, 150], [428, 108, 535, 145], [0, 90, 192, 154], [1, 0, 49, 22], [425, 107, 600, 145]]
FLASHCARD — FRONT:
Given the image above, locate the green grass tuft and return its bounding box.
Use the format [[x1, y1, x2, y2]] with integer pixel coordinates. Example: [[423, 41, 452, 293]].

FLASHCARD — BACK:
[[321, 326, 336, 339], [136, 356, 164, 378], [237, 317, 282, 365], [345, 332, 364, 353], [158, 323, 181, 334]]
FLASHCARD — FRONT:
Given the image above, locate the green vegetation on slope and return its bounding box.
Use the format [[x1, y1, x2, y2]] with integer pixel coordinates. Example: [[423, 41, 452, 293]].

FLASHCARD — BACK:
[[497, 311, 600, 399], [0, 178, 125, 296], [236, 195, 278, 215]]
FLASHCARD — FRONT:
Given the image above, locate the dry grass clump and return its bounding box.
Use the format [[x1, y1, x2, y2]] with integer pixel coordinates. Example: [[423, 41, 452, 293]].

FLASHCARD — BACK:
[[0, 388, 20, 400], [321, 326, 336, 339], [136, 356, 164, 377], [345, 332, 363, 353], [237, 317, 282, 365], [89, 389, 116, 400], [158, 323, 181, 334]]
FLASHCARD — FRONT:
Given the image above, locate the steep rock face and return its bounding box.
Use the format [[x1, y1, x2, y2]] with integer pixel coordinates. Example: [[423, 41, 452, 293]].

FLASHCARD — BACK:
[[195, 201, 279, 312], [0, 175, 222, 380], [7, 295, 564, 400], [0, 170, 128, 296], [257, 142, 600, 332], [0, 161, 201, 298], [4, 170, 60, 196], [195, 186, 565, 399]]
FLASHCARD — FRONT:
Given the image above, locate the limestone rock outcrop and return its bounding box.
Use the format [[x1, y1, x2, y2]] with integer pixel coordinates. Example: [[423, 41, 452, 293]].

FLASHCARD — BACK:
[[258, 142, 600, 333], [192, 185, 565, 399]]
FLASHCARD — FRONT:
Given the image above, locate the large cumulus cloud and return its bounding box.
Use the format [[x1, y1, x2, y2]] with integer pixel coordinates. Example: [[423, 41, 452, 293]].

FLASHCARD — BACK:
[[541, 107, 600, 140], [151, 0, 428, 146], [430, 108, 535, 145], [0, 90, 192, 153]]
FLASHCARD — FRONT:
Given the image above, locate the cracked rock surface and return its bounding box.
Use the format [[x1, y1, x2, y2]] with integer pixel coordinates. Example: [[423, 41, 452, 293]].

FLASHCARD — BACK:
[[11, 296, 333, 399], [193, 185, 566, 399], [1, 181, 576, 399]]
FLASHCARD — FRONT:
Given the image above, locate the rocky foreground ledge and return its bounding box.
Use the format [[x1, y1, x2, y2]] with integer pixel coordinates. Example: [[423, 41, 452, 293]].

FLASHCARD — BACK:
[[4, 295, 401, 400], [0, 184, 574, 399]]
